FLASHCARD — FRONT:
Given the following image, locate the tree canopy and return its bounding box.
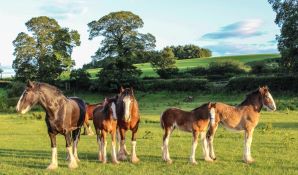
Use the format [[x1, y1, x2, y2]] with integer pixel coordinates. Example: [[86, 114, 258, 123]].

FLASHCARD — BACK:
[[269, 0, 298, 72], [12, 16, 80, 82], [87, 11, 156, 62], [170, 44, 212, 59]]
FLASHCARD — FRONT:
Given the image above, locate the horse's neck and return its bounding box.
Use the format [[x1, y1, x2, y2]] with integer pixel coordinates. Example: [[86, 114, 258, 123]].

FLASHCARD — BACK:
[[239, 94, 262, 112], [39, 90, 67, 118]]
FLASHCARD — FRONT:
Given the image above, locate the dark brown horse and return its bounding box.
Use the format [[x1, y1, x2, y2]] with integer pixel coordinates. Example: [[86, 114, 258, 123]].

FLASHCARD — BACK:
[[16, 81, 86, 169], [93, 97, 118, 164], [207, 86, 276, 163], [83, 102, 102, 136], [160, 103, 214, 164], [116, 87, 140, 163]]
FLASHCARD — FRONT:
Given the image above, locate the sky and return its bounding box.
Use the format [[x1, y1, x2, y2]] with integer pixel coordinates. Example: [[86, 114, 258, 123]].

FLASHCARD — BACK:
[[0, 0, 280, 73]]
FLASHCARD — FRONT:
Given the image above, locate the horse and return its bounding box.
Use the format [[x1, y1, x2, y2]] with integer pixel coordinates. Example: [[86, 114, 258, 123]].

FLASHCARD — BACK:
[[160, 103, 214, 164], [93, 97, 118, 164], [83, 102, 102, 136], [16, 81, 86, 169], [207, 86, 276, 163], [116, 87, 140, 163]]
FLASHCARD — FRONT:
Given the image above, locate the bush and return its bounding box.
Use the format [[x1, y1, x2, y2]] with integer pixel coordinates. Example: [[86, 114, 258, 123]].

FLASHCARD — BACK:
[[141, 78, 210, 91], [156, 67, 179, 79], [184, 67, 208, 76], [7, 81, 25, 98], [208, 60, 247, 75], [226, 75, 298, 92], [250, 62, 280, 74]]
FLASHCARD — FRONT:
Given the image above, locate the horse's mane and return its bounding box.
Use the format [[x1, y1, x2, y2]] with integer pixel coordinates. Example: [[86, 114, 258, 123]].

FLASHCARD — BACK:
[[239, 88, 260, 105], [37, 82, 64, 96], [191, 103, 209, 112]]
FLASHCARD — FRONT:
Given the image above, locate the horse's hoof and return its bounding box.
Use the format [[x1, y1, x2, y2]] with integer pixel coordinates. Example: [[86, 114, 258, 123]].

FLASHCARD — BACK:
[[190, 161, 198, 165], [166, 159, 173, 164], [75, 158, 80, 162], [212, 157, 217, 161], [204, 157, 214, 162], [244, 158, 255, 164], [47, 163, 58, 170], [112, 160, 120, 164], [131, 157, 140, 164], [68, 161, 78, 169]]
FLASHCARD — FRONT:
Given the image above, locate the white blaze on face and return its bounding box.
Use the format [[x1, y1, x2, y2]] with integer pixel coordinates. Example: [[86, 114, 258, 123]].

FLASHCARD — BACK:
[[16, 91, 25, 112], [265, 92, 277, 111], [210, 107, 216, 125], [111, 102, 117, 120], [123, 96, 131, 121]]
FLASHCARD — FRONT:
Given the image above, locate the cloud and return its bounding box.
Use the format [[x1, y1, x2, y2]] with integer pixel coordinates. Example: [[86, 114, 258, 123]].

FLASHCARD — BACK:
[[201, 19, 266, 39], [205, 42, 278, 56], [40, 0, 88, 20]]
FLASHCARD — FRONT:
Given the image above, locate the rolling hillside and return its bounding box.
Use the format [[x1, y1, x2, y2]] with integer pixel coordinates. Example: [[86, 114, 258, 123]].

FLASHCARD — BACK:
[[87, 53, 280, 78]]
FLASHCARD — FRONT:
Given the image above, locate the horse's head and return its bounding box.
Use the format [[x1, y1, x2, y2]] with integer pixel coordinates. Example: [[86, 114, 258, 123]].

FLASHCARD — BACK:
[[16, 81, 40, 114], [118, 87, 134, 122], [103, 97, 117, 119], [259, 86, 276, 111]]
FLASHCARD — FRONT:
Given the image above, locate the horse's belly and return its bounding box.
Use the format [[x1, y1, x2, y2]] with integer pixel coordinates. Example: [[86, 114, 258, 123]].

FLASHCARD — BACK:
[[221, 119, 244, 131]]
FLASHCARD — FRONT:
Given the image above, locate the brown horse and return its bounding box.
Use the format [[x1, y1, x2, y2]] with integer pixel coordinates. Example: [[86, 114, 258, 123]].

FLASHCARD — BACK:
[[16, 81, 86, 169], [160, 103, 214, 164], [93, 97, 119, 164], [116, 87, 140, 163], [83, 103, 102, 136], [207, 86, 276, 163]]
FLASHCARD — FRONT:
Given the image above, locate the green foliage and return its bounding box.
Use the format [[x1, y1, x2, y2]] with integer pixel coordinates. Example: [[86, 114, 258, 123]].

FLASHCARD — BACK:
[[208, 60, 247, 75], [6, 81, 25, 98], [170, 44, 212, 59], [150, 48, 178, 78], [226, 75, 298, 92], [250, 62, 280, 74], [12, 16, 80, 82], [70, 68, 91, 89], [88, 11, 156, 61], [96, 59, 142, 91], [269, 0, 298, 72], [142, 78, 209, 91]]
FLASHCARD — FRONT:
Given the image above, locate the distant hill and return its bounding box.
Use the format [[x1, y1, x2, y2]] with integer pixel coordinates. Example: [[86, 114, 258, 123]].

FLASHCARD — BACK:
[[87, 53, 280, 78]]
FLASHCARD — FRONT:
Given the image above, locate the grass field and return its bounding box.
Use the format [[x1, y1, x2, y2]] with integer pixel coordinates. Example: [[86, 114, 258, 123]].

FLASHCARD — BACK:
[[0, 91, 297, 174], [87, 54, 280, 78]]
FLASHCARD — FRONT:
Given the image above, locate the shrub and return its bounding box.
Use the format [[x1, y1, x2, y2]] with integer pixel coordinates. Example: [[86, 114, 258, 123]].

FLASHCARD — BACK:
[[7, 81, 25, 98], [208, 60, 247, 75], [156, 67, 179, 79], [250, 62, 280, 74], [184, 67, 208, 76]]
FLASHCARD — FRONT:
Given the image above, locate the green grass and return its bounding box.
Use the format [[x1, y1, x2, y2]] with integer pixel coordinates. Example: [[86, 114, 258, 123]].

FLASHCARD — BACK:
[[0, 91, 297, 174], [87, 53, 280, 78]]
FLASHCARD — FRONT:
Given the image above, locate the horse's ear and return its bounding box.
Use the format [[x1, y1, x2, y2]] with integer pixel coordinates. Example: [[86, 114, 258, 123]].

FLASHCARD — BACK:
[[27, 80, 34, 88], [103, 97, 108, 106], [119, 86, 124, 93]]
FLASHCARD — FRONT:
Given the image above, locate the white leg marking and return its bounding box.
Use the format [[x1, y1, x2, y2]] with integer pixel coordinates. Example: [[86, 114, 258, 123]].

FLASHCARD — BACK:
[[67, 147, 78, 169], [111, 140, 119, 164], [47, 147, 58, 170], [201, 132, 213, 162], [190, 140, 198, 164], [101, 140, 107, 163], [131, 141, 139, 163]]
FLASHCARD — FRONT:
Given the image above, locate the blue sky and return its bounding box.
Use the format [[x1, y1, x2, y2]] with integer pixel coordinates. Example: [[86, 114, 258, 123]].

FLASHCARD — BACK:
[[0, 0, 279, 70]]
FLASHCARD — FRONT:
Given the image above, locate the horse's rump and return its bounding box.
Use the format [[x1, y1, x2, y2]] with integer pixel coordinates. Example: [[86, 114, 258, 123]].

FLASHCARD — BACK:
[[69, 97, 86, 127]]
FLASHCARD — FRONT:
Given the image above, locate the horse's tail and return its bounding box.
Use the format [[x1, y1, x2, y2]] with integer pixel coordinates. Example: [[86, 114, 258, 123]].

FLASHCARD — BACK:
[[70, 97, 86, 127]]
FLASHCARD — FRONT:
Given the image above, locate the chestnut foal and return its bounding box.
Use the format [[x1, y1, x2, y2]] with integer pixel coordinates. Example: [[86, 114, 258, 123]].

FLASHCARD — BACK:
[[83, 102, 102, 135], [160, 103, 214, 164], [93, 97, 119, 164], [207, 86, 276, 163]]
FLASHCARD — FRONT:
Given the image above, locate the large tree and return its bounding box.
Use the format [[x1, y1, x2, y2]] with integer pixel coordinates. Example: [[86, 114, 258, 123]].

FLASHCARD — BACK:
[[268, 0, 298, 72], [87, 11, 156, 62], [12, 16, 80, 82]]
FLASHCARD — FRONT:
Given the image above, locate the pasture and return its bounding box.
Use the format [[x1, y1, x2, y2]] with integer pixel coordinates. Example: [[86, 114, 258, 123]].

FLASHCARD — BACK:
[[87, 54, 280, 78], [0, 91, 297, 174]]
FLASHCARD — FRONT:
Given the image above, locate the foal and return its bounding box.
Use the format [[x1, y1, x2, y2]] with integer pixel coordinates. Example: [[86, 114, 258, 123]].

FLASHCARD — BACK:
[[207, 86, 276, 163], [93, 97, 118, 164], [116, 87, 140, 163], [83, 102, 102, 135], [16, 81, 86, 169], [160, 103, 214, 164]]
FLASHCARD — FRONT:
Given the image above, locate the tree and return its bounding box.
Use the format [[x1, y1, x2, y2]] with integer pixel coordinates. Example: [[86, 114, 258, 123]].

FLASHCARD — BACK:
[[150, 47, 178, 78], [87, 11, 156, 62], [170, 44, 212, 59], [96, 59, 142, 91], [268, 0, 298, 72], [70, 68, 91, 89], [12, 16, 80, 82]]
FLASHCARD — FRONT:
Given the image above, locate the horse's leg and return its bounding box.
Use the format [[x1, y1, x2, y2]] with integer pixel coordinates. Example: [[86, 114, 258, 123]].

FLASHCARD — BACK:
[[190, 130, 199, 164], [101, 130, 107, 163], [72, 128, 81, 162], [118, 128, 128, 161], [201, 131, 213, 162], [96, 132, 103, 162], [111, 130, 119, 164], [207, 122, 218, 160], [65, 132, 78, 169], [83, 122, 88, 135], [162, 127, 172, 164], [86, 120, 94, 136], [47, 132, 58, 170], [131, 124, 140, 163], [243, 128, 255, 163]]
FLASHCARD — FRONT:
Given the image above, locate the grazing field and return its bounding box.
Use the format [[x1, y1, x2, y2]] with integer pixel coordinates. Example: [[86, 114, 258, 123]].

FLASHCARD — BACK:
[[0, 91, 297, 174], [87, 54, 280, 78]]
